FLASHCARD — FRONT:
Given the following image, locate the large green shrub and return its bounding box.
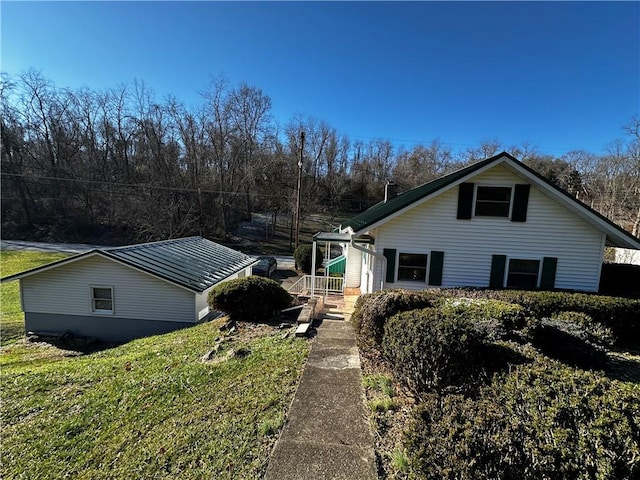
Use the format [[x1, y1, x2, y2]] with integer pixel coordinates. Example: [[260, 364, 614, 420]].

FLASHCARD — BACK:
[[208, 276, 292, 322], [405, 362, 640, 480], [531, 316, 609, 370], [293, 245, 324, 274], [351, 289, 435, 350], [382, 307, 486, 394], [430, 288, 639, 347], [503, 291, 639, 347], [440, 297, 527, 340]]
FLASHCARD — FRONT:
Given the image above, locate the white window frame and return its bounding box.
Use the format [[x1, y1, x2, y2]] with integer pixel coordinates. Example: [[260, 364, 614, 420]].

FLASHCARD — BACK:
[[505, 257, 542, 289], [474, 185, 514, 218], [90, 285, 114, 315], [397, 252, 429, 283]]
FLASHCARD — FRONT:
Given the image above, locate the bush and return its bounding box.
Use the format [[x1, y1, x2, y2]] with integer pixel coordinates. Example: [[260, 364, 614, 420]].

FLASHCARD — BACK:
[[293, 245, 324, 274], [432, 288, 639, 348], [405, 362, 640, 480], [208, 276, 292, 322], [440, 297, 527, 340], [551, 311, 615, 347], [532, 316, 609, 370], [505, 291, 640, 347], [351, 289, 435, 350], [382, 308, 486, 394]]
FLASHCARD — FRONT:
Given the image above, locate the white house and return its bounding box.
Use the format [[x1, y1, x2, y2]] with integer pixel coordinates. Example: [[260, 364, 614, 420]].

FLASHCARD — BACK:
[[614, 248, 640, 266], [317, 152, 640, 294], [1, 237, 257, 342]]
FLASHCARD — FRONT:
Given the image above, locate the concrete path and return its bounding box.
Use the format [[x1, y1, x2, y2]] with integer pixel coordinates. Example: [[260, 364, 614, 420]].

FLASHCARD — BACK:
[[264, 316, 377, 480]]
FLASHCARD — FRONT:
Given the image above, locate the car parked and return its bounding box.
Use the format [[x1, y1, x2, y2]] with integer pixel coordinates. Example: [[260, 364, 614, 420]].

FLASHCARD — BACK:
[[252, 256, 277, 278]]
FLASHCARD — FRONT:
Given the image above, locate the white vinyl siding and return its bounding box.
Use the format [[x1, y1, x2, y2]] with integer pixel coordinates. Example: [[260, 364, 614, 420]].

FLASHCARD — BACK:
[[372, 165, 604, 292], [21, 255, 196, 323], [344, 243, 362, 288]]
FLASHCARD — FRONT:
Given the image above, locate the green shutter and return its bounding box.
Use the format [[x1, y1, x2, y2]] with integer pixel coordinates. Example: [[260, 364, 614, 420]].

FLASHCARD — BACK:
[[383, 248, 396, 283], [489, 255, 507, 288], [511, 184, 530, 222], [540, 257, 558, 289], [457, 183, 474, 219], [428, 251, 444, 286]]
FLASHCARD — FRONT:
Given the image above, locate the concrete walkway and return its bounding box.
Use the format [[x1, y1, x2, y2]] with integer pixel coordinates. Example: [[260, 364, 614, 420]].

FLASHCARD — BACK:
[[264, 302, 377, 480]]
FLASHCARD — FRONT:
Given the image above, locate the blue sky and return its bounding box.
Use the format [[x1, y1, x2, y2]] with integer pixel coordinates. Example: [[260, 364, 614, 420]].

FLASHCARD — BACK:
[[2, 1, 639, 156]]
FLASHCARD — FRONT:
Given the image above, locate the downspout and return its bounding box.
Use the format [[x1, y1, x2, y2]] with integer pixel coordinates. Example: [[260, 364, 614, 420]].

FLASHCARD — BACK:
[[350, 235, 386, 292]]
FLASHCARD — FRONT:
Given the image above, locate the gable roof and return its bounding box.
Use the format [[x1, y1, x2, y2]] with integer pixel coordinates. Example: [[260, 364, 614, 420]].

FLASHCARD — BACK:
[[1, 237, 258, 292], [341, 152, 640, 250], [341, 153, 504, 232]]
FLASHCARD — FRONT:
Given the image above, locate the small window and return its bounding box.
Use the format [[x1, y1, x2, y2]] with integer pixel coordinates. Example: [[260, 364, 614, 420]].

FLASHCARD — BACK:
[[475, 186, 512, 217], [397, 253, 428, 282], [91, 286, 114, 314], [506, 259, 540, 288]]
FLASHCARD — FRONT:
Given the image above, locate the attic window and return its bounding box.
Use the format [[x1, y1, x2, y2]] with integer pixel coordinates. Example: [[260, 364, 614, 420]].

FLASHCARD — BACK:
[[91, 286, 114, 314], [475, 186, 512, 217]]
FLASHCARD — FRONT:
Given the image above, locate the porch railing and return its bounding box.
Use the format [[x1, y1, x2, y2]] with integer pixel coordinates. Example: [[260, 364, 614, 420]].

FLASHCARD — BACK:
[[288, 275, 344, 296]]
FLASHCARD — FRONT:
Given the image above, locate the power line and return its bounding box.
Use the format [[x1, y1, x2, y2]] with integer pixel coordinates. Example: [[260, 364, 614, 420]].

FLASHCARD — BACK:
[[1, 172, 295, 199]]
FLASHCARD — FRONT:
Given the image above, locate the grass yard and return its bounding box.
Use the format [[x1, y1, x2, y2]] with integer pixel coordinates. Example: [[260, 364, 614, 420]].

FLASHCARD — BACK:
[[1, 250, 69, 346], [1, 251, 310, 479]]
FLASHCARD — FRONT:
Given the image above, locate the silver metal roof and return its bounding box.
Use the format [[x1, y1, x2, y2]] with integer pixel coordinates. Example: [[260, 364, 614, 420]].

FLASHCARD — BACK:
[[1, 237, 257, 293], [102, 237, 257, 292]]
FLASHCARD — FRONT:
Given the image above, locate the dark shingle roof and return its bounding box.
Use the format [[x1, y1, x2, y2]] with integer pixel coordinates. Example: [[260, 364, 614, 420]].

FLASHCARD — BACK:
[[342, 153, 502, 232], [1, 237, 257, 292]]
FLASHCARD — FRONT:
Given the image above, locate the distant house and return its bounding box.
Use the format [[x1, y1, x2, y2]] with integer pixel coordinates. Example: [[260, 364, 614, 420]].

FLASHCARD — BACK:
[[318, 152, 640, 294], [614, 248, 640, 266], [1, 237, 257, 342]]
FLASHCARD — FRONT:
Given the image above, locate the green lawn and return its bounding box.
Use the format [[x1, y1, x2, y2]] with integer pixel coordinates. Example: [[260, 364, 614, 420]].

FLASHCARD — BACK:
[[1, 251, 310, 479]]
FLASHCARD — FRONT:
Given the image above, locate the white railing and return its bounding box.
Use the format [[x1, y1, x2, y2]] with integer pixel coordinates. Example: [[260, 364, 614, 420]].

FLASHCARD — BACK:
[[287, 275, 344, 295]]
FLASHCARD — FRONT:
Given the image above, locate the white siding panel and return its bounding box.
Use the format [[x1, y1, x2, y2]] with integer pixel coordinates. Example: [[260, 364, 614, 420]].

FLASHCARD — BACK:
[[345, 244, 362, 288], [372, 165, 604, 292], [21, 255, 196, 322]]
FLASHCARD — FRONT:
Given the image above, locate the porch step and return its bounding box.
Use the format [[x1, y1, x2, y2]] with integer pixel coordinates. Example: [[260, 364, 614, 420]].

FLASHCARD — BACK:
[[295, 322, 313, 337]]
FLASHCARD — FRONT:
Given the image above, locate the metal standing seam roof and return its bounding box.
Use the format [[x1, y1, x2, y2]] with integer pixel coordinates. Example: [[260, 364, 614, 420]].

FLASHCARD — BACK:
[[1, 237, 258, 293]]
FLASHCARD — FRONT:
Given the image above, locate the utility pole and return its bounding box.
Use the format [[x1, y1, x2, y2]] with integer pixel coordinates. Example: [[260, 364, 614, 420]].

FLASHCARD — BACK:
[[294, 130, 304, 250]]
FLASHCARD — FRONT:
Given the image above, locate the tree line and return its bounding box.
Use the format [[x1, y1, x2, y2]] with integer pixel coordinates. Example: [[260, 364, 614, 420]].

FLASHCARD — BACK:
[[1, 70, 639, 246]]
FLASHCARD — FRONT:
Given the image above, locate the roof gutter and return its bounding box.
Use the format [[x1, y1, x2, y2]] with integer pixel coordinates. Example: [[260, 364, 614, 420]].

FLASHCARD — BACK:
[[350, 235, 386, 292]]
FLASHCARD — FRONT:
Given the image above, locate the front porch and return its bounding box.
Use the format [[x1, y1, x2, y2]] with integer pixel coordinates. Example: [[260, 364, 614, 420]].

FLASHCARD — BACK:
[[288, 274, 344, 297]]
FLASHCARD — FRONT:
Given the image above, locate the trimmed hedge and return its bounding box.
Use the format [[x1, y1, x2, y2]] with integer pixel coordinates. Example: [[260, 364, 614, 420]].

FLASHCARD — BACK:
[[293, 245, 324, 274], [207, 276, 292, 322], [351, 290, 435, 350], [382, 308, 486, 394], [405, 362, 640, 480], [532, 317, 608, 370], [440, 297, 527, 340], [431, 288, 640, 347]]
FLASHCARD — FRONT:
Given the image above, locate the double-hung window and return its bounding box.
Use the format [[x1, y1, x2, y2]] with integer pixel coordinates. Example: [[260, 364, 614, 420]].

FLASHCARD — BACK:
[[475, 186, 512, 217], [397, 253, 428, 282], [91, 286, 114, 314], [506, 259, 540, 288]]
